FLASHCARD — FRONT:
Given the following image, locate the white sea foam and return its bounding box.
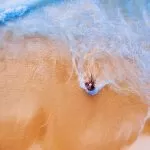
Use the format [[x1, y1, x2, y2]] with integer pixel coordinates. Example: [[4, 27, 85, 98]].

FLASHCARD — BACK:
[[0, 0, 150, 99]]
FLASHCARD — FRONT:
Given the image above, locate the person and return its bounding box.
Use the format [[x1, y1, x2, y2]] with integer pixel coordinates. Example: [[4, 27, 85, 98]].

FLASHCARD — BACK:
[[85, 75, 95, 92]]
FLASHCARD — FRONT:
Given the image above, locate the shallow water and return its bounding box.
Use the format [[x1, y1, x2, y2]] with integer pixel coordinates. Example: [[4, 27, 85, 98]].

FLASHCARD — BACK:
[[0, 0, 149, 98]]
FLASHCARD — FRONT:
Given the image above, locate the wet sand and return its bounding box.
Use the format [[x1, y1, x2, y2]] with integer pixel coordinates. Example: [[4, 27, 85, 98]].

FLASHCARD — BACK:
[[0, 36, 149, 150]]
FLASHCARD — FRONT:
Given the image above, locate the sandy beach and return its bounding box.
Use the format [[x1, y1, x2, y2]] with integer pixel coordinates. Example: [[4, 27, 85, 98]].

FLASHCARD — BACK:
[[0, 36, 149, 150]]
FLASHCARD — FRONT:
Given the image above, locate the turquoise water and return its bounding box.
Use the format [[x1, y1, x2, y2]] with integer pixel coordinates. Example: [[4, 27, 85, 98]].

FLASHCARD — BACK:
[[0, 0, 150, 97], [1, 0, 150, 25], [0, 0, 63, 25]]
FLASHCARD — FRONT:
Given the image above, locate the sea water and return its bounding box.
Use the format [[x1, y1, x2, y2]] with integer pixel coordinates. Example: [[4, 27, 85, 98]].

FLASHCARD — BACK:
[[0, 0, 150, 98]]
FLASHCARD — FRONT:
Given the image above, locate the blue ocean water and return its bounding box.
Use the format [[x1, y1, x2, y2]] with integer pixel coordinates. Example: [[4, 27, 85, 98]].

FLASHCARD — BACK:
[[1, 0, 150, 25], [0, 0, 63, 25]]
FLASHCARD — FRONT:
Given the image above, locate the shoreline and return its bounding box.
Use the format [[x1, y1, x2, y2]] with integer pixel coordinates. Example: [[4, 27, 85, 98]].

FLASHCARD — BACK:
[[0, 36, 149, 150]]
